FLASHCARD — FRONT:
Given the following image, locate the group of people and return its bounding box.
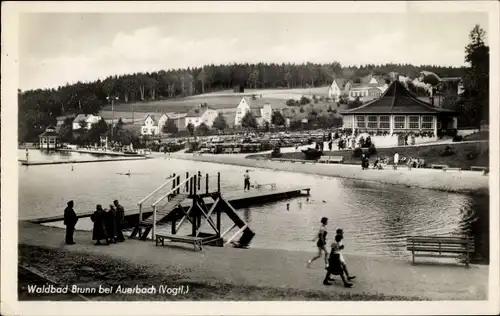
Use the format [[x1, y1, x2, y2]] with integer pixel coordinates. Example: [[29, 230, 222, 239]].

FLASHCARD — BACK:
[[307, 217, 356, 288], [62, 200, 126, 246], [91, 201, 126, 245]]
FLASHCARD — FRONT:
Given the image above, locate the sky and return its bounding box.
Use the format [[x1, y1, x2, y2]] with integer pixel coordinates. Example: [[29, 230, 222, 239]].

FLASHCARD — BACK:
[[19, 11, 488, 91]]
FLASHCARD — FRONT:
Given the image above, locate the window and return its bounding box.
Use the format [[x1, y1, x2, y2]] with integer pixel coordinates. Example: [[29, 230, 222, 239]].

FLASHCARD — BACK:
[[356, 116, 366, 128], [408, 116, 420, 129], [379, 115, 390, 129], [49, 138, 55, 144], [237, 109, 242, 114], [394, 116, 406, 129], [367, 115, 378, 128], [343, 115, 353, 128], [437, 120, 442, 129], [421, 116, 434, 129]]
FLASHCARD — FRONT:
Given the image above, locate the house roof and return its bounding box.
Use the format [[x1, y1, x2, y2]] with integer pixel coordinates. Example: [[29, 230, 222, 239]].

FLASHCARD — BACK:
[[242, 97, 271, 109], [56, 114, 76, 121], [73, 114, 90, 123], [39, 127, 58, 138], [185, 104, 216, 118], [332, 78, 350, 89], [340, 80, 457, 115], [251, 108, 262, 117]]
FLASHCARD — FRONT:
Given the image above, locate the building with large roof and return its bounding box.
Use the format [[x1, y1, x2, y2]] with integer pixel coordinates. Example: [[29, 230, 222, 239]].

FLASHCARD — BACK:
[[339, 79, 457, 147]]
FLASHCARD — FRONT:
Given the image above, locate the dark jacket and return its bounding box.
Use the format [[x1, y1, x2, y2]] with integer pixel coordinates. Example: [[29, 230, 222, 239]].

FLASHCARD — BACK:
[[105, 208, 117, 238], [91, 209, 108, 240], [64, 206, 78, 227], [115, 204, 125, 226]]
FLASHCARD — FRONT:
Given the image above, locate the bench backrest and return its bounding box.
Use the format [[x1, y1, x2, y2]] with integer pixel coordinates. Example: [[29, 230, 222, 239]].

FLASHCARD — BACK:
[[156, 233, 204, 241], [407, 236, 474, 249], [330, 156, 343, 161]]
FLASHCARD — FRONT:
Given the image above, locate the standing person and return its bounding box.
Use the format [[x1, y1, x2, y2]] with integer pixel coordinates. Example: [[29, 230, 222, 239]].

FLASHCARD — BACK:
[[114, 200, 125, 242], [328, 141, 333, 151], [393, 152, 400, 168], [106, 205, 117, 244], [333, 229, 356, 281], [307, 217, 329, 268], [244, 170, 251, 191], [25, 148, 29, 162], [63, 200, 78, 245], [91, 205, 109, 245]]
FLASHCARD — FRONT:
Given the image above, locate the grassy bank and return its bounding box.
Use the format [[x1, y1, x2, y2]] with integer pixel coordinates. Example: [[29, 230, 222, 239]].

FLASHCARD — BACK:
[[18, 244, 422, 301], [248, 141, 489, 170]]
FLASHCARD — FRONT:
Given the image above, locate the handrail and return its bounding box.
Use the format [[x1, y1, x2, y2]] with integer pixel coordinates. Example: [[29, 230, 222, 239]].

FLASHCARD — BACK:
[[138, 176, 176, 205], [152, 175, 195, 207]]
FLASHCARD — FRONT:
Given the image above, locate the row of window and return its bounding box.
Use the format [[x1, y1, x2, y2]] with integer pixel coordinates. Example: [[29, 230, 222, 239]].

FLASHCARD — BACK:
[[353, 115, 435, 129], [350, 90, 381, 98]]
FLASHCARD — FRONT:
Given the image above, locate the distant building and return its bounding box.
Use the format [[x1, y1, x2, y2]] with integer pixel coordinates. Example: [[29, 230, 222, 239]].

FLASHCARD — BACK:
[[185, 104, 218, 128], [140, 113, 169, 136], [327, 79, 352, 102], [38, 125, 60, 149], [72, 114, 102, 130], [348, 75, 388, 102], [234, 97, 272, 127], [340, 79, 458, 147], [56, 114, 76, 127]]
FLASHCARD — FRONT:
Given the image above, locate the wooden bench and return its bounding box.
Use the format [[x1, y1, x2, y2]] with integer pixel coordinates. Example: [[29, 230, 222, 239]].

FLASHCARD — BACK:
[[233, 147, 242, 154], [443, 167, 461, 172], [430, 164, 449, 169], [155, 233, 204, 252], [328, 156, 344, 164], [406, 236, 474, 267], [223, 148, 233, 154], [318, 156, 330, 163], [471, 166, 489, 175]]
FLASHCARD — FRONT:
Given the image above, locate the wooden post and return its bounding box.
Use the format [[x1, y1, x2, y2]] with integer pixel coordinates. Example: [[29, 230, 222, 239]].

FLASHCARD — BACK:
[[191, 201, 197, 237], [172, 173, 176, 190], [176, 175, 180, 194], [194, 174, 197, 195], [171, 218, 176, 234], [139, 204, 143, 223], [152, 205, 157, 240], [217, 172, 221, 193], [216, 206, 221, 237], [185, 172, 189, 192], [205, 173, 209, 195], [197, 171, 201, 190], [189, 176, 193, 196]]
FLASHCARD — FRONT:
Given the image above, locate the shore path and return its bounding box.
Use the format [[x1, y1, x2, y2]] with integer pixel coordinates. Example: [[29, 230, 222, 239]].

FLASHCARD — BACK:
[[19, 222, 487, 300], [157, 152, 488, 194]]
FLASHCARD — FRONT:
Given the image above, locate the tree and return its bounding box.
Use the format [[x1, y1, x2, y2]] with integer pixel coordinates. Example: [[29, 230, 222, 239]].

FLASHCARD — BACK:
[[348, 97, 362, 109], [58, 118, 74, 143], [213, 113, 227, 131], [300, 96, 311, 105], [459, 24, 489, 127], [162, 119, 179, 134], [241, 111, 257, 129], [196, 122, 210, 136], [186, 122, 195, 136], [271, 111, 285, 126]]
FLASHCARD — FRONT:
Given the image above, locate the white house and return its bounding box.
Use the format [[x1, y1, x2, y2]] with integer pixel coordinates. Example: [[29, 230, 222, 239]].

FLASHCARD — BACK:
[[348, 75, 389, 102], [72, 114, 102, 130], [140, 113, 169, 136], [234, 97, 272, 127], [184, 104, 218, 128], [327, 79, 352, 102]]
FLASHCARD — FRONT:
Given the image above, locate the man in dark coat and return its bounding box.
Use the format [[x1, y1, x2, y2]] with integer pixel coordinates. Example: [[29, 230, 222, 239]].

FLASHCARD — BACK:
[[91, 205, 109, 245], [113, 200, 125, 242], [106, 205, 117, 244], [63, 200, 78, 245]]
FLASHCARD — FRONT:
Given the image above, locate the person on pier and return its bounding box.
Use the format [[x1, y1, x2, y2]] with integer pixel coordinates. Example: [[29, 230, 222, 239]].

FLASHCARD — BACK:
[[244, 170, 251, 191], [114, 200, 125, 242], [307, 217, 329, 268], [106, 205, 118, 243], [63, 200, 78, 245], [323, 234, 353, 288], [91, 204, 109, 245]]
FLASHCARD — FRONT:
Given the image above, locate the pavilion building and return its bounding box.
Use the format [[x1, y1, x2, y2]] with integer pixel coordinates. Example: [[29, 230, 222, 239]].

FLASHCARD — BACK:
[[38, 125, 60, 149], [339, 79, 458, 147]]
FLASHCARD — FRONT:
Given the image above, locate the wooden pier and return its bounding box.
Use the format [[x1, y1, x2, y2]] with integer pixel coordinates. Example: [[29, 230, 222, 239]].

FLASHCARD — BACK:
[[19, 156, 148, 166], [27, 186, 310, 225]]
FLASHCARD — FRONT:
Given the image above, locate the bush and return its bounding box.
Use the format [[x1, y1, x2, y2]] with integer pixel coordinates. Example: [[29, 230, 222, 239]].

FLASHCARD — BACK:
[[440, 145, 455, 157], [302, 148, 322, 160], [452, 135, 463, 142], [352, 147, 363, 158]]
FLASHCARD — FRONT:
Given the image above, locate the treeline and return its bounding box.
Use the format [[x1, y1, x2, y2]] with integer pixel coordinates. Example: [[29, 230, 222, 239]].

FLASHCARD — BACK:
[[19, 62, 465, 142]]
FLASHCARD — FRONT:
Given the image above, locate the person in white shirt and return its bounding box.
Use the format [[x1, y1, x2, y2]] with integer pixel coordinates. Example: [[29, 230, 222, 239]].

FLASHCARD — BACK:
[[394, 152, 400, 166], [331, 229, 355, 281], [244, 170, 251, 191]]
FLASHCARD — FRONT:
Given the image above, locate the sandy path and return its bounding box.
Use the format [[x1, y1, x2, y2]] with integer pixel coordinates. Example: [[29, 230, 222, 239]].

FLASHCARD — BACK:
[[19, 222, 487, 300]]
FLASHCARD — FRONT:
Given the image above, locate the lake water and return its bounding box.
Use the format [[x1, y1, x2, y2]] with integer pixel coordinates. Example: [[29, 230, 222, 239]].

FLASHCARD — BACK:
[[18, 150, 489, 263]]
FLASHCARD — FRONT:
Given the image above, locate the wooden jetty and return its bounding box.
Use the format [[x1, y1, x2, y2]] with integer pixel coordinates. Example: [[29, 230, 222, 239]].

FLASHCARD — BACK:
[[57, 148, 148, 157], [27, 172, 310, 249], [19, 156, 147, 166]]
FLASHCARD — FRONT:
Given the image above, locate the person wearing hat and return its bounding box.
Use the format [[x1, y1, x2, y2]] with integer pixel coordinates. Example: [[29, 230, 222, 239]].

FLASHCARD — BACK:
[[63, 200, 78, 245], [113, 200, 125, 242], [91, 204, 109, 245]]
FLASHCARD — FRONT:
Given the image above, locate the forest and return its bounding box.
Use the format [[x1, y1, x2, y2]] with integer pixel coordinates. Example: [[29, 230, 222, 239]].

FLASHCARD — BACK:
[[18, 25, 488, 143]]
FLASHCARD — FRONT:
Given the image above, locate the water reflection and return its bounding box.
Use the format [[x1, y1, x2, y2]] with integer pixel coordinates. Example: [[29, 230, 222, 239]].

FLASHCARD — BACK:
[[20, 150, 489, 262]]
